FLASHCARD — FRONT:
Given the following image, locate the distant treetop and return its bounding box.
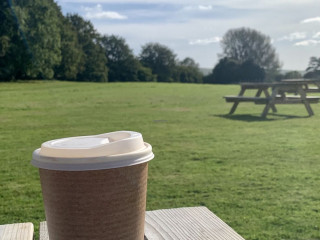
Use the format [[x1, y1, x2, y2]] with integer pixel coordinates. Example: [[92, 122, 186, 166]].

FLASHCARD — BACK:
[[220, 27, 281, 79]]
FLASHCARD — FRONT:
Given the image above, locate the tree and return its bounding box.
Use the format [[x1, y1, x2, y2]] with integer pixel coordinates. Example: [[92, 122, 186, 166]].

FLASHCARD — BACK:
[[67, 14, 108, 82], [220, 27, 280, 81], [1, 1, 109, 81], [54, 12, 84, 80], [204, 57, 265, 84], [210, 58, 240, 84], [304, 57, 320, 79], [0, 0, 31, 80], [100, 35, 156, 82], [139, 42, 176, 82], [283, 71, 302, 79], [13, 0, 62, 79], [136, 65, 156, 82], [101, 35, 138, 82], [174, 57, 203, 83], [239, 59, 265, 82]]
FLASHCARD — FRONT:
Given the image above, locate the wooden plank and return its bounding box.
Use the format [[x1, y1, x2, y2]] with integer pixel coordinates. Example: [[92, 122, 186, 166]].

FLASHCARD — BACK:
[[40, 207, 245, 240], [272, 99, 319, 104], [239, 82, 272, 88], [281, 78, 306, 82], [305, 87, 320, 93], [144, 207, 245, 240], [241, 82, 310, 89], [39, 222, 49, 240], [282, 78, 318, 84], [224, 96, 268, 103], [257, 96, 320, 104], [0, 223, 34, 240]]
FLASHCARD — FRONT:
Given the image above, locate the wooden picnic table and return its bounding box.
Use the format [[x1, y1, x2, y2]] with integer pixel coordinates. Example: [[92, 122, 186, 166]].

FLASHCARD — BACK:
[[224, 81, 320, 118], [0, 207, 245, 239], [39, 207, 245, 240]]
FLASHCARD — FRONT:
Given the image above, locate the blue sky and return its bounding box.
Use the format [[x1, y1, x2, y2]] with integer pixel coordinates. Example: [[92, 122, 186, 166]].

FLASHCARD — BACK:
[[56, 0, 320, 70]]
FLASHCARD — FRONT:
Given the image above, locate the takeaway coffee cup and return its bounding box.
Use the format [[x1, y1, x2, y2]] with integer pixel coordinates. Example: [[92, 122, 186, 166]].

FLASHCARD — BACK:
[[31, 131, 154, 240]]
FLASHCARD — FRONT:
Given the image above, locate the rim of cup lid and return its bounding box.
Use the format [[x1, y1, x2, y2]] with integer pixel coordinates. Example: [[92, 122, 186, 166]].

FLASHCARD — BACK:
[[31, 131, 154, 171]]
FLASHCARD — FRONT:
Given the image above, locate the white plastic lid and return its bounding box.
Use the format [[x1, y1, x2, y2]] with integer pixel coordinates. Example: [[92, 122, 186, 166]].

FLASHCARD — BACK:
[[31, 131, 154, 171]]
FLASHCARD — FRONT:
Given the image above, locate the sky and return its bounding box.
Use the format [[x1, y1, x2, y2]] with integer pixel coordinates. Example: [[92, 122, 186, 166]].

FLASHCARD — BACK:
[[55, 0, 320, 71]]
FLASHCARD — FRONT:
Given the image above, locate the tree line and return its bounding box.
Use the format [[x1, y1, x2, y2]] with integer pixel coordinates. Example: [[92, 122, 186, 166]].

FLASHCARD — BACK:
[[1, 0, 319, 83], [0, 0, 202, 83]]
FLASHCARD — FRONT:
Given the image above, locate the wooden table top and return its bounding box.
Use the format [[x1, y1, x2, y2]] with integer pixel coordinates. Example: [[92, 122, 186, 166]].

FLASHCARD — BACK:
[[240, 81, 308, 88], [281, 78, 320, 83], [39, 207, 245, 240]]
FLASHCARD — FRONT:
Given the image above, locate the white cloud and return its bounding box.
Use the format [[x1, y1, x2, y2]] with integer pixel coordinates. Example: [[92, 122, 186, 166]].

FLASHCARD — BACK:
[[189, 37, 221, 45], [198, 5, 212, 10], [278, 32, 307, 41], [312, 32, 320, 39], [294, 39, 320, 46], [58, 0, 316, 5], [56, 0, 320, 70], [184, 5, 212, 11], [83, 4, 127, 19], [301, 16, 320, 23], [86, 11, 127, 19]]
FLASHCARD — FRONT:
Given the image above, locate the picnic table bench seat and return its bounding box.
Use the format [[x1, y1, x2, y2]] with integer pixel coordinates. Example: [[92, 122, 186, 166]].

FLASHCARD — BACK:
[[305, 87, 320, 93], [224, 96, 268, 104], [224, 95, 320, 104], [278, 95, 320, 103]]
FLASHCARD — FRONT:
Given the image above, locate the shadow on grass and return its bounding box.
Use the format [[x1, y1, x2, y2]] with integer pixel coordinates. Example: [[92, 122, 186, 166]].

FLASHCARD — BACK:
[[214, 113, 310, 122], [268, 113, 311, 119]]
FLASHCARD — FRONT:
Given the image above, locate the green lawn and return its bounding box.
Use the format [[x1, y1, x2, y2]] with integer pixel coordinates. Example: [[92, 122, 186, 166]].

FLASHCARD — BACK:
[[0, 81, 319, 239]]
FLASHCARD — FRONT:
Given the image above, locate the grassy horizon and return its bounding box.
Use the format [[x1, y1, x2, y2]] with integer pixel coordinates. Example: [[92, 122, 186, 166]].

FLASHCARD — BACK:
[[0, 81, 319, 239]]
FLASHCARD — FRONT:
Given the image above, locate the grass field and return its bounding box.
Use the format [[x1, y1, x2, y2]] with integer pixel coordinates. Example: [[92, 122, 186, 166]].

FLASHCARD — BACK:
[[0, 81, 319, 239]]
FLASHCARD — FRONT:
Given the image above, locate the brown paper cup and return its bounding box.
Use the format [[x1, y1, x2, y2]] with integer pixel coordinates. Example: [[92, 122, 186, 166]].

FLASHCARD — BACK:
[[40, 162, 148, 240], [32, 131, 154, 239]]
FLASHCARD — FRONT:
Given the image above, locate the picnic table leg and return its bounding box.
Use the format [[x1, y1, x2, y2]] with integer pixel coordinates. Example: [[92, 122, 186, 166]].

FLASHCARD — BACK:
[[261, 87, 278, 118], [229, 87, 246, 114], [262, 89, 277, 113], [298, 87, 314, 116], [255, 89, 263, 97]]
